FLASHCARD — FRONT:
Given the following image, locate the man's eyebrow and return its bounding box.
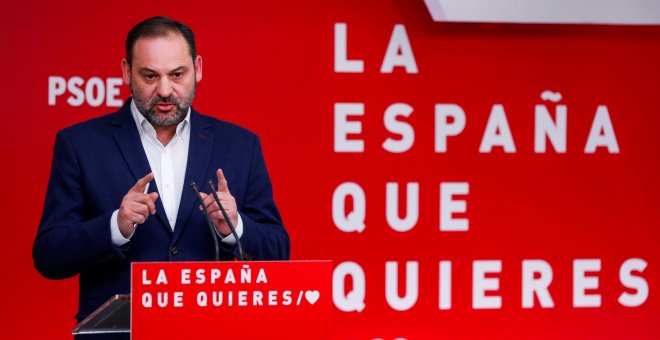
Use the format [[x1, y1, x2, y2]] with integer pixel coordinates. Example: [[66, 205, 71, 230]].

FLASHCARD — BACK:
[[137, 66, 188, 74], [137, 67, 157, 74], [169, 66, 188, 73]]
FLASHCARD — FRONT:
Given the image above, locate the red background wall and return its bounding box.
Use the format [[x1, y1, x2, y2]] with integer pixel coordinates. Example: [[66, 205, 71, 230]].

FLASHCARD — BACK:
[[1, 0, 658, 338]]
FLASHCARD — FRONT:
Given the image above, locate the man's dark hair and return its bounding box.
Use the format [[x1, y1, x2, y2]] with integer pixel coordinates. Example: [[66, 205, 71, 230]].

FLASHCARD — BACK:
[[125, 16, 197, 67]]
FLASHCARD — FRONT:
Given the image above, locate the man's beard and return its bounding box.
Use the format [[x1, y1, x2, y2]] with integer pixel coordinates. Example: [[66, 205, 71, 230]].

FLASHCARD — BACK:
[[131, 84, 196, 127]]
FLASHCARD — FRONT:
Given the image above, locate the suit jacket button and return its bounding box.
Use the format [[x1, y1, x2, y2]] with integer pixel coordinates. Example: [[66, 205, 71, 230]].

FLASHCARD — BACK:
[[170, 246, 178, 255]]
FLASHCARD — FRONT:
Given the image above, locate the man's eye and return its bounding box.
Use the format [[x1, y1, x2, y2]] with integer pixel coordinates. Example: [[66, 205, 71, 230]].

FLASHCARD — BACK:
[[144, 74, 155, 80], [173, 72, 183, 78]]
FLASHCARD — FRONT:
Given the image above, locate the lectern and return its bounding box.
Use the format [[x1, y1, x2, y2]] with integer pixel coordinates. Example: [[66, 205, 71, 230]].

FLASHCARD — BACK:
[[72, 261, 332, 339]]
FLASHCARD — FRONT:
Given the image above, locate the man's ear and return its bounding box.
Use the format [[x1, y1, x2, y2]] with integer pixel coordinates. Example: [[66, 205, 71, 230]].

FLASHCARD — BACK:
[[195, 55, 203, 82], [121, 58, 131, 85]]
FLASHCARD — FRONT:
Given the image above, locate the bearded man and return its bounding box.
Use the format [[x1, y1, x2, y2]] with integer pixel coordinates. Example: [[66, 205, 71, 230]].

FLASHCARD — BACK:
[[33, 16, 290, 328]]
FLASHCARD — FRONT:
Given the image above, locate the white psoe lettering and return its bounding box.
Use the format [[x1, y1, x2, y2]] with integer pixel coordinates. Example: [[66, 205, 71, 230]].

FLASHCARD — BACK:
[[48, 76, 123, 107]]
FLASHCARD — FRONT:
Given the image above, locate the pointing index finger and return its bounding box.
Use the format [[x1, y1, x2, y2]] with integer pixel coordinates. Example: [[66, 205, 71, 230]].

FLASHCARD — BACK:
[[216, 168, 229, 193], [131, 172, 154, 193]]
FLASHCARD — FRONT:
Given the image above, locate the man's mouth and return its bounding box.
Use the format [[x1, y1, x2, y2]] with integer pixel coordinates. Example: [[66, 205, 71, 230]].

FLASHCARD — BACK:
[[156, 103, 175, 112]]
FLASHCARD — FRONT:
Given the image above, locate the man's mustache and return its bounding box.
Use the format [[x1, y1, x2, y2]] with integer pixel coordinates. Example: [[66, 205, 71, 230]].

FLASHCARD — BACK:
[[151, 96, 180, 107]]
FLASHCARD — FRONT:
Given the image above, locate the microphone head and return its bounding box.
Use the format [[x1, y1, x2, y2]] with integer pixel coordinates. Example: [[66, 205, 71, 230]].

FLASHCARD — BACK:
[[207, 179, 216, 192]]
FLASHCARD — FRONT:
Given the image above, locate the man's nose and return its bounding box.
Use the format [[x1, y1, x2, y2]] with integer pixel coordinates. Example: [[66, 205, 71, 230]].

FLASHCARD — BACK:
[[156, 78, 173, 98]]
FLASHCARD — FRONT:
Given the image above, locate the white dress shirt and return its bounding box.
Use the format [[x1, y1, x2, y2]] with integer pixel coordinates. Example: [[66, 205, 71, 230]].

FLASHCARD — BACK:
[[110, 100, 242, 246]]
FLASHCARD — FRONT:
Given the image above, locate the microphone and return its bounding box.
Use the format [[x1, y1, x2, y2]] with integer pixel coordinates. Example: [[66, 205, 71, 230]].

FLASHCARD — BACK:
[[208, 180, 245, 261], [190, 181, 220, 261]]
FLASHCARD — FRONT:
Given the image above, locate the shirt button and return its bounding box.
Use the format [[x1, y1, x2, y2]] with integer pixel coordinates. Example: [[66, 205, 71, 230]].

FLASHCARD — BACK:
[[170, 246, 178, 255]]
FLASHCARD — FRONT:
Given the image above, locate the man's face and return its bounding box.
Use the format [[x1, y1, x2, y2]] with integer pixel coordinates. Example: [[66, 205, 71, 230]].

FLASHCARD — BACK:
[[121, 32, 203, 127]]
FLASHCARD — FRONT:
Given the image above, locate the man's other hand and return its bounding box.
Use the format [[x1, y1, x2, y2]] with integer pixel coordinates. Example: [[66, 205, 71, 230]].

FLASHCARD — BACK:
[[200, 169, 238, 237]]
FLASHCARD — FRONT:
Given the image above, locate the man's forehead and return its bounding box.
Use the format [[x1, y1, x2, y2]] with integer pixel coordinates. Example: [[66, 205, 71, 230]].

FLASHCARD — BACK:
[[134, 30, 184, 44], [131, 33, 193, 69]]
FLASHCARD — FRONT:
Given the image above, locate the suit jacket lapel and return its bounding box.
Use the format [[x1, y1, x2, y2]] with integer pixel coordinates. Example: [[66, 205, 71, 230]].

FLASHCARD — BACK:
[[173, 109, 215, 243], [111, 99, 171, 233]]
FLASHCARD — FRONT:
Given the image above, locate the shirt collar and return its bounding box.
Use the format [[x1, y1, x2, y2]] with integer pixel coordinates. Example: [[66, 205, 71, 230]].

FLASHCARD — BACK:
[[130, 98, 191, 141]]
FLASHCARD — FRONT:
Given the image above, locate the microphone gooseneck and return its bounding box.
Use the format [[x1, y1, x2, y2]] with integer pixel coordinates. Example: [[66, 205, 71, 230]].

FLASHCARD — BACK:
[[190, 181, 220, 261]]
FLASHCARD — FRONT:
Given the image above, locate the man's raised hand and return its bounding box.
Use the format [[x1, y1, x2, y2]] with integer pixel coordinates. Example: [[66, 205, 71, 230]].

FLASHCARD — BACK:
[[199, 169, 238, 237], [118, 173, 159, 238]]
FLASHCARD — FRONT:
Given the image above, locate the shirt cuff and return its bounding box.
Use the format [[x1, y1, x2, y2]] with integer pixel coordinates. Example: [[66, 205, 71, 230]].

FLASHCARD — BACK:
[[219, 213, 244, 245], [111, 209, 131, 246]]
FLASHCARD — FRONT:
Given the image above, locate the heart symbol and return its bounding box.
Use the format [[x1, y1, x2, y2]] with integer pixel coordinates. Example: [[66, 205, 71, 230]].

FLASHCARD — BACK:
[[305, 290, 320, 305]]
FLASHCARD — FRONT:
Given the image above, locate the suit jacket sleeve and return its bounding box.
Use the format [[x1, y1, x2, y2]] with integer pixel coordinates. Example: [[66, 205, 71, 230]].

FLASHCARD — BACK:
[[33, 130, 126, 280], [233, 135, 290, 260]]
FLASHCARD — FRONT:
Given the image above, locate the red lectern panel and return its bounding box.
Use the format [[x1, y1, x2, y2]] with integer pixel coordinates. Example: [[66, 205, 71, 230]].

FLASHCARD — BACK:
[[131, 261, 332, 339]]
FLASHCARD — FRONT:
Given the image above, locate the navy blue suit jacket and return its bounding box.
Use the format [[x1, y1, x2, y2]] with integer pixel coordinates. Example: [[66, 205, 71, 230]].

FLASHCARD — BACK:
[[33, 99, 290, 321]]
